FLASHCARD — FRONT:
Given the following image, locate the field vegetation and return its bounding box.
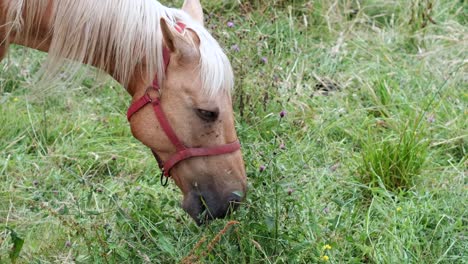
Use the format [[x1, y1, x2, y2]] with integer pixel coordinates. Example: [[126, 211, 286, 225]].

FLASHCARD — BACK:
[[1, 0, 466, 263]]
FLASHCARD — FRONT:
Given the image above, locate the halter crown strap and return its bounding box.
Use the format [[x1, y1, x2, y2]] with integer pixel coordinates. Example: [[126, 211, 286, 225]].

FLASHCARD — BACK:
[[126, 22, 241, 182], [126, 21, 185, 121]]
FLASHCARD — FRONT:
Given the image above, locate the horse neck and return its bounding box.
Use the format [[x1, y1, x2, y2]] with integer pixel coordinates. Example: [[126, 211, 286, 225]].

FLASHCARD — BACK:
[[3, 0, 156, 96]]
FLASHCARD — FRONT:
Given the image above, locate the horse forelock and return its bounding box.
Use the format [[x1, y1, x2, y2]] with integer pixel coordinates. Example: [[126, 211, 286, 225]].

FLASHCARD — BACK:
[[2, 0, 233, 96], [184, 22, 234, 97]]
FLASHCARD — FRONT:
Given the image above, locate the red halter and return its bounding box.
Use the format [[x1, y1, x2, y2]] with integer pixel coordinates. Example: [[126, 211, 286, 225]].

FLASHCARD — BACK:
[[126, 23, 241, 185]]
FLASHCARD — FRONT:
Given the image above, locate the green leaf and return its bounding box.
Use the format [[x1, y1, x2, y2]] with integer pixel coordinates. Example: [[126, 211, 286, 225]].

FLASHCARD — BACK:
[[84, 210, 101, 215], [8, 228, 24, 263], [264, 215, 275, 232], [157, 236, 176, 256]]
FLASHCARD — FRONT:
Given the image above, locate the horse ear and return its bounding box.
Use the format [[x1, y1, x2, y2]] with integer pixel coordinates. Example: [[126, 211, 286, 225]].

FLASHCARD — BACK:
[[182, 0, 204, 26], [160, 18, 177, 53], [160, 18, 197, 59]]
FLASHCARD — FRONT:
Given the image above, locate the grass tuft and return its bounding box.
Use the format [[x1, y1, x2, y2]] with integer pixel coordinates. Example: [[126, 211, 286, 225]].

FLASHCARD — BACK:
[[358, 122, 429, 192]]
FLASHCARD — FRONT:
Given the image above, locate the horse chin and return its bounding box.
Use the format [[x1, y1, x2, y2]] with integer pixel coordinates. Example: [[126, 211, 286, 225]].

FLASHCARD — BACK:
[[181, 192, 207, 225]]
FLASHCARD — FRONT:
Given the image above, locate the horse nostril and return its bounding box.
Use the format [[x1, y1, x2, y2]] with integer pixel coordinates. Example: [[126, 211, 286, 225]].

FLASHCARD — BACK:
[[230, 190, 244, 202]]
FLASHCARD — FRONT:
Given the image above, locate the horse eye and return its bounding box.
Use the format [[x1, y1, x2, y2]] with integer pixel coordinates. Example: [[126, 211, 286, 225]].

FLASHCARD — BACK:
[[196, 108, 219, 122]]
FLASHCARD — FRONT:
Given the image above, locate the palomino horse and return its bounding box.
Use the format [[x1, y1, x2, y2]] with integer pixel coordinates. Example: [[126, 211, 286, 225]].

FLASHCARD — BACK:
[[0, 0, 247, 224]]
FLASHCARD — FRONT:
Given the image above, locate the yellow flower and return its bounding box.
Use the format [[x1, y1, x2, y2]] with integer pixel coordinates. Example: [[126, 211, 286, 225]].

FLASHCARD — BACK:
[[396, 207, 402, 212], [321, 255, 329, 262], [13, 97, 19, 102], [323, 244, 332, 250]]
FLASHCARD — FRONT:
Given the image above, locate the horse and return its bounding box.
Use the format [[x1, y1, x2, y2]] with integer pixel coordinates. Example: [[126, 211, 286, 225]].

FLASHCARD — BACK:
[[0, 0, 247, 225]]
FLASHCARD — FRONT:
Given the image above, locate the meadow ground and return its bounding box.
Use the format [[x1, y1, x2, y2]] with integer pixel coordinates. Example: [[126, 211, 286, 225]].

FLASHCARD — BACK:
[[0, 0, 466, 263]]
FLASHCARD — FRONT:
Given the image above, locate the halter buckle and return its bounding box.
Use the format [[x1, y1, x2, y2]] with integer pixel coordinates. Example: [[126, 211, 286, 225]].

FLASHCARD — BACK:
[[145, 86, 162, 102]]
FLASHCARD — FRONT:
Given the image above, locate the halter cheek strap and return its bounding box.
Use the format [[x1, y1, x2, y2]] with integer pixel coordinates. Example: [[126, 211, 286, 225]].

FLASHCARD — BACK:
[[126, 22, 241, 185]]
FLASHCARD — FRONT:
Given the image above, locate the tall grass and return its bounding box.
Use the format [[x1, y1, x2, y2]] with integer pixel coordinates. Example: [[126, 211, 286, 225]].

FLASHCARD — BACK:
[[1, 0, 466, 263], [358, 123, 429, 192]]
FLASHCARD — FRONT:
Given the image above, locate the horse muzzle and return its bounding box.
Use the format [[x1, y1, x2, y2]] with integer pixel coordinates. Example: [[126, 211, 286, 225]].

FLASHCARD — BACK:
[[182, 189, 244, 225]]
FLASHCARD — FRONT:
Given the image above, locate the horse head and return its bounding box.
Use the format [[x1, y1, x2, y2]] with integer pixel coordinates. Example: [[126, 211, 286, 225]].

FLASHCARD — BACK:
[[128, 0, 247, 224]]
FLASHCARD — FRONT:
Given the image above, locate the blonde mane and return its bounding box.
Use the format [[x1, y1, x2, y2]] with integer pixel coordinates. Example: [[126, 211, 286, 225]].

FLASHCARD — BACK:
[[2, 0, 233, 95]]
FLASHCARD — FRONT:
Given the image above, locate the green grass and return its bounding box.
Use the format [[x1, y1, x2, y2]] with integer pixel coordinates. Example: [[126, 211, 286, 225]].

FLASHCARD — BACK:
[[1, 0, 467, 263], [358, 121, 430, 192]]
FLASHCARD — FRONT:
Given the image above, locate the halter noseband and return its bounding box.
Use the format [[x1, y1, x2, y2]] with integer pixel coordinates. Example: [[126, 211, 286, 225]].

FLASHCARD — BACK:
[[126, 22, 241, 185]]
